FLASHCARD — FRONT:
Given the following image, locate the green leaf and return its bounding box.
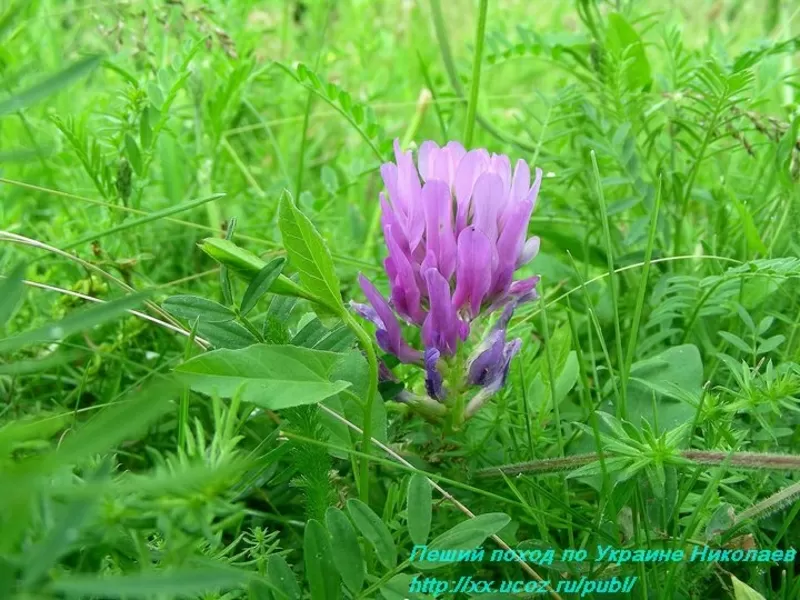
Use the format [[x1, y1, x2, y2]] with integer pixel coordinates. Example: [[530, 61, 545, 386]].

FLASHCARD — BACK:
[[0, 263, 26, 328], [278, 192, 343, 313], [731, 575, 767, 600], [304, 519, 340, 600], [414, 513, 511, 571], [606, 13, 651, 90], [380, 574, 425, 600], [622, 344, 703, 430], [325, 507, 365, 593], [729, 192, 768, 255], [705, 503, 735, 540], [47, 565, 253, 597], [756, 335, 785, 355], [139, 107, 152, 148], [0, 55, 103, 117], [22, 482, 104, 586], [163, 295, 235, 323], [537, 324, 573, 409], [176, 344, 351, 409], [124, 133, 143, 175], [407, 474, 432, 545], [43, 379, 178, 470], [159, 133, 186, 203], [718, 331, 752, 354], [240, 257, 286, 316], [346, 498, 397, 569], [197, 320, 258, 349], [198, 238, 313, 301], [0, 291, 150, 354], [267, 555, 301, 600]]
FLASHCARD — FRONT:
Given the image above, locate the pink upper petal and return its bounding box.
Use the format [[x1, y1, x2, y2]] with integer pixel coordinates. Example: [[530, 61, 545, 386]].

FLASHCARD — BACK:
[[452, 226, 496, 319], [471, 172, 504, 244]]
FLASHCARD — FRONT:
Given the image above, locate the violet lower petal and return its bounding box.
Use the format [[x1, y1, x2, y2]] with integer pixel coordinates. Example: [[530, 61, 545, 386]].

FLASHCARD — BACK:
[[421, 268, 462, 356], [385, 225, 425, 324], [467, 329, 505, 386], [492, 198, 534, 296], [424, 347, 445, 400], [358, 274, 422, 363], [508, 276, 540, 305], [349, 301, 381, 328]]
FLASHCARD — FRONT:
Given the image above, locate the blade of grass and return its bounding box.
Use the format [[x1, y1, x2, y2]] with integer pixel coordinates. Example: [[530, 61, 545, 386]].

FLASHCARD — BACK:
[[463, 0, 488, 146]]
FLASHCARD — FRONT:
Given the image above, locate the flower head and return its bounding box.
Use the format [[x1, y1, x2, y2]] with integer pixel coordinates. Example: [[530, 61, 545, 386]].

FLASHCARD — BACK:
[[354, 140, 542, 417]]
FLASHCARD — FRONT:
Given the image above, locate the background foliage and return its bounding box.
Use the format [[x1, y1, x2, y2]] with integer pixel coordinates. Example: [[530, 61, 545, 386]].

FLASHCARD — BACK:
[[1, 0, 799, 598]]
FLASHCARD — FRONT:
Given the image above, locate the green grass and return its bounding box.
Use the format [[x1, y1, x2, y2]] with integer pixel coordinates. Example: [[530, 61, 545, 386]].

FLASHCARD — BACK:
[[1, 1, 800, 599]]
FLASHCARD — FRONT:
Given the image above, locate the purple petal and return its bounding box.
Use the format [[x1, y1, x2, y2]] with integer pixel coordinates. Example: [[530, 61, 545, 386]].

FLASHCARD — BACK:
[[500, 339, 522, 386], [350, 301, 382, 328], [467, 329, 505, 386], [485, 276, 540, 314], [358, 274, 422, 363], [385, 225, 425, 324], [392, 139, 425, 251], [378, 360, 398, 382], [466, 299, 521, 393], [492, 198, 534, 295], [417, 140, 440, 182], [489, 153, 512, 196], [517, 236, 541, 267], [464, 337, 522, 418], [528, 167, 544, 212], [510, 159, 531, 204], [380, 193, 409, 255], [454, 149, 490, 233], [424, 348, 445, 400], [420, 180, 457, 280], [471, 172, 504, 243], [508, 276, 540, 304], [452, 226, 495, 319], [421, 268, 461, 356], [443, 142, 466, 178], [380, 163, 403, 217]]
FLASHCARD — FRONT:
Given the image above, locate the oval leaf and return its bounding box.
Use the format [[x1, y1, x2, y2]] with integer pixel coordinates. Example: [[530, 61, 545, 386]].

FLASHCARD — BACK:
[[407, 474, 432, 545], [176, 344, 351, 409], [731, 575, 767, 600], [278, 193, 343, 313], [415, 513, 511, 571], [346, 498, 397, 569], [324, 507, 365, 593], [163, 295, 235, 323], [267, 554, 301, 600], [304, 519, 340, 600]]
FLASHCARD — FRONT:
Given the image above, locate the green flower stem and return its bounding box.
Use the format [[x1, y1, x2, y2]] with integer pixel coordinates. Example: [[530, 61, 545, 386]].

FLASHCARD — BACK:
[[463, 0, 489, 147], [343, 313, 380, 504], [429, 0, 540, 154]]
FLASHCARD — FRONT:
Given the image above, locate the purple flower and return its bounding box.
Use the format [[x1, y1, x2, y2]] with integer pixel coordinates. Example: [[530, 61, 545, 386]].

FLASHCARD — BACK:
[[352, 139, 543, 414], [351, 274, 422, 364]]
